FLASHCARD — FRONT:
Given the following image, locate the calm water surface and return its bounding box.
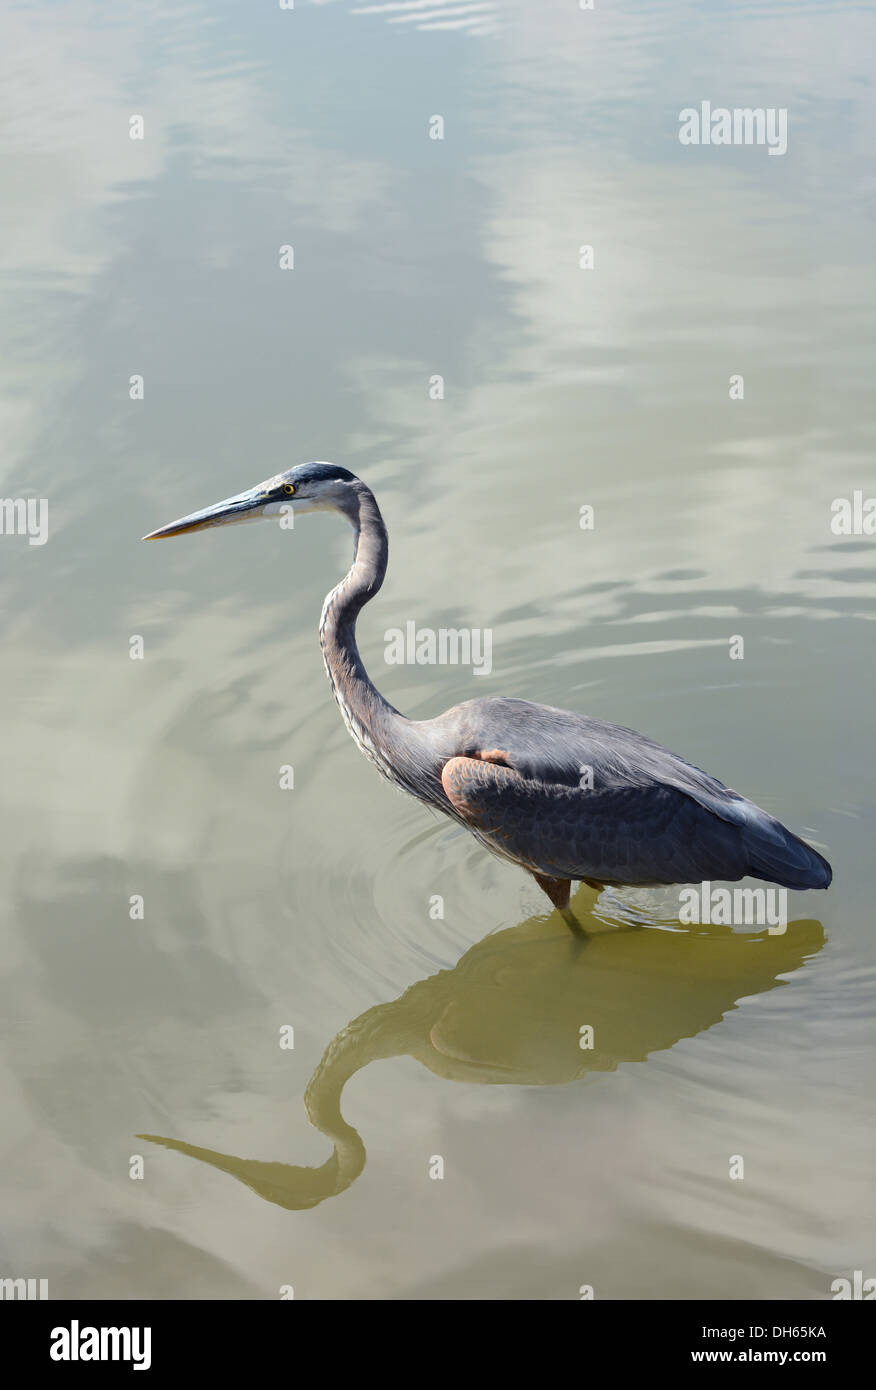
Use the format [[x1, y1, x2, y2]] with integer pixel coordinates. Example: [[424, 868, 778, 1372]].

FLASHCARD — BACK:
[[0, 0, 873, 1299]]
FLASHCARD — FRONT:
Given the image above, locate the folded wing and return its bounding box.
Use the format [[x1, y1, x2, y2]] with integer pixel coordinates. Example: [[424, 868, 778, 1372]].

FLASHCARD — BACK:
[[440, 750, 830, 889]]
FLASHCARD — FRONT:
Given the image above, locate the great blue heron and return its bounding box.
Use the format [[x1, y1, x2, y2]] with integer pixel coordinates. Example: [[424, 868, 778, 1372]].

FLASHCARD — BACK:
[[144, 462, 832, 913]]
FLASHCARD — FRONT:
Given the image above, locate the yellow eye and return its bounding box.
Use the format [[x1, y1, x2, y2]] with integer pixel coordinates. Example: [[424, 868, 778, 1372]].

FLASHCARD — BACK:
[[283, 484, 295, 495]]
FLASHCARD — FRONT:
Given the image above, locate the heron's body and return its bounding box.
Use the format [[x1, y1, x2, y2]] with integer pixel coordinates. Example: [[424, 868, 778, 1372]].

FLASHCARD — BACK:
[[146, 463, 832, 912]]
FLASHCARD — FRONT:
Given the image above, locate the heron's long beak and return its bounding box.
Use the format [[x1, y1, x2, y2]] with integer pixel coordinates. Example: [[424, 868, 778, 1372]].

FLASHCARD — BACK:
[[142, 486, 266, 540]]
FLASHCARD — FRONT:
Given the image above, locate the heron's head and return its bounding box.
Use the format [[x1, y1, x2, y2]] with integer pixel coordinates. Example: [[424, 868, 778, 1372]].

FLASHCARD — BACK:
[[142, 461, 359, 539]]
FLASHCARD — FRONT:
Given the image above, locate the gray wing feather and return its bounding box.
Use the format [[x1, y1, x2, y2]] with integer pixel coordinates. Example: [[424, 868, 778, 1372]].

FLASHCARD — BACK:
[[442, 758, 747, 886], [437, 698, 831, 888]]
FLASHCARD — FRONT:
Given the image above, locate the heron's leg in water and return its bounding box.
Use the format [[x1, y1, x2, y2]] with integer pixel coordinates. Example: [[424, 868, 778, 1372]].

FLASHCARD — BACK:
[[533, 871, 571, 911], [563, 876, 610, 933], [533, 873, 606, 935], [530, 873, 583, 936], [561, 906, 587, 935]]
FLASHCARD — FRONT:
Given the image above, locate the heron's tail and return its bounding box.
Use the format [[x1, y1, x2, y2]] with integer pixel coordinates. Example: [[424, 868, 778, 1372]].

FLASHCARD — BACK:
[[739, 807, 832, 890]]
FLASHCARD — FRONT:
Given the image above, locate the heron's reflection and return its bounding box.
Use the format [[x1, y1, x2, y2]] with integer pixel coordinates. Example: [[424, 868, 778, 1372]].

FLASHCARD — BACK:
[[139, 896, 824, 1210]]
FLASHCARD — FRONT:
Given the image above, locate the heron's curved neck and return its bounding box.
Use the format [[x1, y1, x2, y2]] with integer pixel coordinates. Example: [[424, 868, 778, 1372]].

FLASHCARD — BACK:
[[319, 483, 403, 764]]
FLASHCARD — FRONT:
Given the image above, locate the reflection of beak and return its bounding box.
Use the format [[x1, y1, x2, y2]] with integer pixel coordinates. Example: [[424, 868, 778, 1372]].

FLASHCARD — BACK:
[[142, 486, 265, 540]]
